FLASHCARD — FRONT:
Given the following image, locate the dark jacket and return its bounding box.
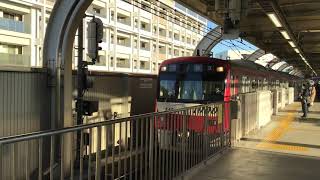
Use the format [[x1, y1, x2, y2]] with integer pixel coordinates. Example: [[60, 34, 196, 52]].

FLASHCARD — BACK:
[[300, 87, 310, 101]]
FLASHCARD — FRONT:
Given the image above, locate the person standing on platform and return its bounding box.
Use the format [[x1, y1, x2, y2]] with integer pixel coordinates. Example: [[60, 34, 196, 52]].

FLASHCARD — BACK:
[[309, 80, 316, 106], [299, 83, 310, 118]]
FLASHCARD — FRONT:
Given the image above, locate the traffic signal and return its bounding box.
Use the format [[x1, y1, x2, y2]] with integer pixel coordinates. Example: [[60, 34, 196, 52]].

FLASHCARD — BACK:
[[87, 17, 103, 62], [76, 100, 99, 116]]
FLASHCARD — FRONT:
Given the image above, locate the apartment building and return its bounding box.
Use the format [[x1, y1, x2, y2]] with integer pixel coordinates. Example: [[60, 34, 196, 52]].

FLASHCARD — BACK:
[[214, 50, 255, 60], [0, 0, 208, 74]]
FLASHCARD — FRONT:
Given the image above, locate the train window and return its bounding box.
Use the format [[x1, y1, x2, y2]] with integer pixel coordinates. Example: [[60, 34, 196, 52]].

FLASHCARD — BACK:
[[241, 76, 247, 93], [263, 78, 268, 90], [231, 75, 234, 96], [159, 80, 176, 99], [251, 80, 257, 91], [234, 76, 238, 95], [168, 64, 177, 72]]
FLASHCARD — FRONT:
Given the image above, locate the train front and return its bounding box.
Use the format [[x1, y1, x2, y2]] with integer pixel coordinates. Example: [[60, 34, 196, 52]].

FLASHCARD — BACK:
[[155, 57, 229, 149]]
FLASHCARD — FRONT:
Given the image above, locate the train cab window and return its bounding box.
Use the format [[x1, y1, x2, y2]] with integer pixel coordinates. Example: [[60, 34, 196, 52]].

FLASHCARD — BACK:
[[251, 80, 257, 91], [241, 76, 247, 93], [159, 80, 176, 99]]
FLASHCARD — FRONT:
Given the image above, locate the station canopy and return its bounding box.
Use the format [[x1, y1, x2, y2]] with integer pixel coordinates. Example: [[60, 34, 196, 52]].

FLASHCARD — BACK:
[[177, 0, 320, 76]]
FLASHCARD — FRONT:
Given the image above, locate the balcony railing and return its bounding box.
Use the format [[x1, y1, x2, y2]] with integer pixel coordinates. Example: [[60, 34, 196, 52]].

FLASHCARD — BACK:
[[0, 53, 30, 67], [0, 18, 26, 33]]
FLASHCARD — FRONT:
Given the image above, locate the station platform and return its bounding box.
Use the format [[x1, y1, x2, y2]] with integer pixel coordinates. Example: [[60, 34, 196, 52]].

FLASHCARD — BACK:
[[188, 102, 320, 180]]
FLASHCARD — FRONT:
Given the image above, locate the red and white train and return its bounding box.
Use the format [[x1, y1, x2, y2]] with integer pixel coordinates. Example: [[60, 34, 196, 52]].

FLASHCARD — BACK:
[[155, 56, 299, 137]]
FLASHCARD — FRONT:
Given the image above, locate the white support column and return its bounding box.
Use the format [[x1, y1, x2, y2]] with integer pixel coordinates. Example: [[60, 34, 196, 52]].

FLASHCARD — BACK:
[[30, 8, 37, 67]]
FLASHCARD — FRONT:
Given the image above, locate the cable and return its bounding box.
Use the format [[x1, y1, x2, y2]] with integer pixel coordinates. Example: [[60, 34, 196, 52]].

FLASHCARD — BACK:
[[125, 0, 247, 53], [122, 0, 313, 74], [138, 0, 314, 73], [132, 0, 268, 59], [133, 0, 263, 56]]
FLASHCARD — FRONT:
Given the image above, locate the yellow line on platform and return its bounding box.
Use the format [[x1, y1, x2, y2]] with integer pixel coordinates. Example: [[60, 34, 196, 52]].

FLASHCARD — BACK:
[[256, 105, 308, 152]]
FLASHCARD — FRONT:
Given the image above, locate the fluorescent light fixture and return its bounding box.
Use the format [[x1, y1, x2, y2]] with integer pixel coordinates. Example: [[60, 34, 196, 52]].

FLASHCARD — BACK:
[[303, 30, 320, 33], [288, 41, 296, 47], [294, 48, 299, 53], [267, 13, 282, 27], [280, 30, 290, 39], [299, 54, 304, 58]]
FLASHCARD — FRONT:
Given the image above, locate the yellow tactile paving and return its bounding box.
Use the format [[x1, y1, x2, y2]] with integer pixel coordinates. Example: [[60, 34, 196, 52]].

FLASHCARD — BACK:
[[257, 143, 308, 151], [256, 104, 308, 152]]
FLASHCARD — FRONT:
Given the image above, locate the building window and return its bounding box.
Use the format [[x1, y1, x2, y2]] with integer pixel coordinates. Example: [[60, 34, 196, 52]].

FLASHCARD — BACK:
[[159, 46, 166, 54], [117, 58, 130, 68], [153, 26, 157, 34], [110, 57, 114, 67], [153, 44, 156, 52], [169, 31, 172, 38], [152, 62, 156, 71], [159, 28, 166, 37], [117, 35, 130, 47], [174, 49, 179, 56], [110, 34, 114, 44], [140, 61, 150, 70], [187, 37, 191, 44], [0, 44, 23, 54], [174, 33, 179, 41], [141, 42, 148, 50], [111, 11, 114, 21], [3, 12, 22, 21], [134, 19, 138, 28], [117, 13, 131, 26], [134, 40, 138, 48], [141, 23, 146, 29], [93, 8, 101, 15], [133, 59, 138, 69]]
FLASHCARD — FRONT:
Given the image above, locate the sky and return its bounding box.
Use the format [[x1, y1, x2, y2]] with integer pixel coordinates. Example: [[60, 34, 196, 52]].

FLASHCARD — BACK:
[[206, 21, 259, 55]]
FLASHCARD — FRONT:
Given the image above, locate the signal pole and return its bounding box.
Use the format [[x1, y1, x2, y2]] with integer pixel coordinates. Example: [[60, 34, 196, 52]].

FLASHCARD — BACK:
[[75, 16, 102, 162]]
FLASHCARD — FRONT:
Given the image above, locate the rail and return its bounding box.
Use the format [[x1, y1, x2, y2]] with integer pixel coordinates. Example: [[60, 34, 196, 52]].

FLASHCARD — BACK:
[[0, 102, 230, 180]]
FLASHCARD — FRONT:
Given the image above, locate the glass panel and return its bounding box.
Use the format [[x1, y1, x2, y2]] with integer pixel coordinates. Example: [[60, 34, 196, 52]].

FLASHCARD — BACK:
[[0, 17, 26, 33]]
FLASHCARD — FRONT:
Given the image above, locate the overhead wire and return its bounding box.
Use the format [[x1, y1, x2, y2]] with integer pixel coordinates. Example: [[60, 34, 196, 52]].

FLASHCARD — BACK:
[[131, 0, 268, 57], [122, 0, 309, 74], [125, 0, 251, 55]]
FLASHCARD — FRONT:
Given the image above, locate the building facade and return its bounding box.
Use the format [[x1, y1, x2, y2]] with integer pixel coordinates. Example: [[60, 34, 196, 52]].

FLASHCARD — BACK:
[[214, 50, 255, 60], [0, 0, 208, 74]]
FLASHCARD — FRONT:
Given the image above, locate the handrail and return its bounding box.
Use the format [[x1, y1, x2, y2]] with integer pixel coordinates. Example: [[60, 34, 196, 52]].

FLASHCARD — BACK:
[[0, 102, 224, 144], [0, 101, 230, 180]]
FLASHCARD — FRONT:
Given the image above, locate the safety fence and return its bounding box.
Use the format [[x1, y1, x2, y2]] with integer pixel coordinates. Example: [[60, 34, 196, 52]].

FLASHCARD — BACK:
[[0, 102, 230, 180]]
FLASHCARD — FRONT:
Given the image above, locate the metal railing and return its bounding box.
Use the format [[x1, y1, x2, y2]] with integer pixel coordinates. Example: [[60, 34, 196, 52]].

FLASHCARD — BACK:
[[0, 102, 230, 180]]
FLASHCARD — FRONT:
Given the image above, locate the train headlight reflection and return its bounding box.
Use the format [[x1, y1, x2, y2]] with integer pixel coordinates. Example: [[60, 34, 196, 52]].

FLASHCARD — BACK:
[[177, 131, 190, 138], [160, 66, 167, 71], [216, 66, 224, 72]]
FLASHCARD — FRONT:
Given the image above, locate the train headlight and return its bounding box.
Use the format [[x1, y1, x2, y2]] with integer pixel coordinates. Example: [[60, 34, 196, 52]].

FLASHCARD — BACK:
[[160, 66, 167, 72], [216, 66, 224, 72]]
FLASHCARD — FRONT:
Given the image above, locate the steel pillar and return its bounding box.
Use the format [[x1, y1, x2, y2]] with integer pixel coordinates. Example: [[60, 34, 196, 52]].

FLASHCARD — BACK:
[[43, 0, 94, 176]]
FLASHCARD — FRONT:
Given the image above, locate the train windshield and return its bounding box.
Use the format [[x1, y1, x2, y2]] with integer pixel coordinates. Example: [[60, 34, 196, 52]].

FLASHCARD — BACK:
[[158, 63, 226, 103]]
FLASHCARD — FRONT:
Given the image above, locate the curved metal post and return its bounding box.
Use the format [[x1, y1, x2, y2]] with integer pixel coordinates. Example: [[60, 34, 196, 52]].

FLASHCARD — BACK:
[[43, 0, 94, 176], [277, 63, 290, 72], [193, 26, 222, 56], [244, 49, 266, 61]]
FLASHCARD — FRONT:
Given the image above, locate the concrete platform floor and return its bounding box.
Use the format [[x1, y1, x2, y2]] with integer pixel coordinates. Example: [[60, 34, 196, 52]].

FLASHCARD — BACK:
[[190, 148, 320, 180], [189, 102, 320, 180], [237, 102, 320, 157]]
